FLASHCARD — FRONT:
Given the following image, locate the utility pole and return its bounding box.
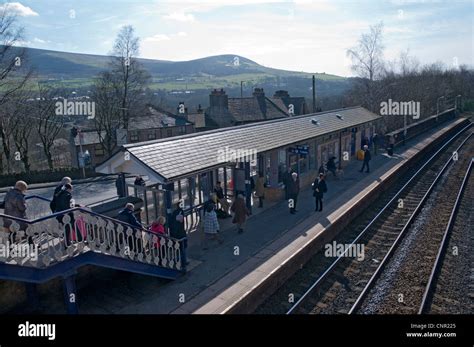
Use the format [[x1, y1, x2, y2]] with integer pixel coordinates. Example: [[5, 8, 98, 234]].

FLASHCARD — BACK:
[[77, 129, 86, 179], [312, 75, 316, 113]]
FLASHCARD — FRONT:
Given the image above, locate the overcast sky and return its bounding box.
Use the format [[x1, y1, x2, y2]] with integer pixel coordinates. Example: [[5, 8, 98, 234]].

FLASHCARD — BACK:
[[2, 0, 473, 76]]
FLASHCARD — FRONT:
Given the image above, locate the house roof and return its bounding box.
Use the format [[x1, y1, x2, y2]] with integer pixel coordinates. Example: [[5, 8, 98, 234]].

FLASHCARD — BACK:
[[96, 106, 380, 181], [128, 106, 191, 130], [226, 96, 289, 123]]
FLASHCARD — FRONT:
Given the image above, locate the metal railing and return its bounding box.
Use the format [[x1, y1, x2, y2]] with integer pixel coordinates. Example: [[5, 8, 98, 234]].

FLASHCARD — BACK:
[[0, 197, 186, 272]]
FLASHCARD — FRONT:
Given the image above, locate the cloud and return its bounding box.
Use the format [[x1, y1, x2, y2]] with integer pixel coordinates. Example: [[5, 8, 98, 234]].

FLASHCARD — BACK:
[[93, 16, 118, 23], [0, 2, 38, 16], [144, 34, 171, 42], [163, 12, 195, 22], [33, 37, 48, 43], [177, 32, 187, 37]]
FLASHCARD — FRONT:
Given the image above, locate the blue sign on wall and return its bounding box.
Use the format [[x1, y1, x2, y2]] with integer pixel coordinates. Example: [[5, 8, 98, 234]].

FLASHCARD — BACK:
[[288, 145, 309, 155]]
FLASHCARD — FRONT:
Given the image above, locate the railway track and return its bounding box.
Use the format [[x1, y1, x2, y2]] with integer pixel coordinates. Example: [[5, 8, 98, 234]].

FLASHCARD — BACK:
[[352, 143, 474, 314], [254, 124, 472, 314], [420, 159, 473, 314]]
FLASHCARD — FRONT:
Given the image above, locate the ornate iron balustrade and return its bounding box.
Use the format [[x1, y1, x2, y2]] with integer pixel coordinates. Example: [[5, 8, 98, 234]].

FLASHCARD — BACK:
[[0, 197, 185, 272]]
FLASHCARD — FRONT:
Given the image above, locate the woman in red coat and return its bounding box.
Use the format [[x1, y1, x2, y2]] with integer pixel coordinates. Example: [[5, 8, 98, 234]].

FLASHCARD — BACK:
[[150, 216, 167, 248]]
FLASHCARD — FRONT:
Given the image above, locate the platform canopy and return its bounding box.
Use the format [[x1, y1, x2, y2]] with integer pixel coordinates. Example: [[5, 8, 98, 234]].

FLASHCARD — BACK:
[[96, 106, 381, 183]]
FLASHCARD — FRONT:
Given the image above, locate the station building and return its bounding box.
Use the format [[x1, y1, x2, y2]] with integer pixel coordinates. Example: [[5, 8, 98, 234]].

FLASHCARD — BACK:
[[96, 106, 381, 225]]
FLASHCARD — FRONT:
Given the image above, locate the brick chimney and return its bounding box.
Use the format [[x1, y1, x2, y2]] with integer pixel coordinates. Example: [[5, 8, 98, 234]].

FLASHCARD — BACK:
[[253, 88, 266, 116], [209, 88, 228, 109]]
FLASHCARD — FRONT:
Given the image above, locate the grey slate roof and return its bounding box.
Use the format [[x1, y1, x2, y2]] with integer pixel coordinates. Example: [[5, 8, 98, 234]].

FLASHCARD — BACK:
[[107, 106, 380, 181]]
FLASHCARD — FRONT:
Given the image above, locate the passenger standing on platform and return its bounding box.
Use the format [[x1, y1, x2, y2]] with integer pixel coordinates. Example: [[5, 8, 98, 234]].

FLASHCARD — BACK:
[[326, 157, 337, 178], [359, 145, 371, 173], [202, 203, 223, 250], [389, 135, 395, 151], [170, 203, 188, 263], [3, 181, 29, 242], [214, 181, 230, 215], [231, 194, 250, 234], [204, 194, 217, 215], [254, 172, 265, 208], [287, 172, 300, 214], [170, 203, 186, 239], [312, 173, 328, 212], [115, 173, 126, 198], [372, 133, 379, 155]]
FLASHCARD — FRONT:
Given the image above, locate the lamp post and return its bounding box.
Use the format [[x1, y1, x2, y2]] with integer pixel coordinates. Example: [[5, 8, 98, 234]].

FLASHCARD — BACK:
[[436, 96, 445, 122], [455, 95, 462, 111]]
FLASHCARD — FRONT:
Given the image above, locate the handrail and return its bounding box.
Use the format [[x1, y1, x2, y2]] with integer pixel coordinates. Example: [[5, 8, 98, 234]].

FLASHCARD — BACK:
[[25, 195, 52, 203], [0, 205, 185, 243]]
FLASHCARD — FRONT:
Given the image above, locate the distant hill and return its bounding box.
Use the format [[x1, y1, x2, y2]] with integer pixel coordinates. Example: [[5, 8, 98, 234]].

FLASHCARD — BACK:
[[4, 46, 353, 110], [14, 46, 344, 80]]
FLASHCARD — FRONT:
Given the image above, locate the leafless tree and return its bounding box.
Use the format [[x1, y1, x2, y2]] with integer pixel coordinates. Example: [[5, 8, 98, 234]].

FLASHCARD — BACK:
[[109, 25, 150, 130], [0, 4, 33, 173], [33, 83, 65, 170], [346, 22, 385, 111], [12, 95, 34, 172], [92, 71, 122, 156]]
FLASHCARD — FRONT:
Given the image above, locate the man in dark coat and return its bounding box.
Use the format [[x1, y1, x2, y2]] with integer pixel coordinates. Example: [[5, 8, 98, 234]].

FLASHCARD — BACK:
[[117, 203, 143, 253], [169, 203, 188, 265], [287, 172, 300, 214], [283, 168, 292, 200], [372, 133, 379, 155], [359, 145, 372, 173], [326, 157, 337, 177], [51, 177, 72, 212], [54, 183, 81, 246], [117, 203, 142, 229], [312, 173, 328, 212]]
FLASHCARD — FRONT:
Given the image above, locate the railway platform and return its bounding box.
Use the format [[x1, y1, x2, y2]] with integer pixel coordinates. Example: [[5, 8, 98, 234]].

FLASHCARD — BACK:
[[5, 117, 470, 314]]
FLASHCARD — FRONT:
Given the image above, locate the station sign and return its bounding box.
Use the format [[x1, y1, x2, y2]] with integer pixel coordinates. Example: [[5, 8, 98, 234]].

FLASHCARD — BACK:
[[288, 145, 309, 155]]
